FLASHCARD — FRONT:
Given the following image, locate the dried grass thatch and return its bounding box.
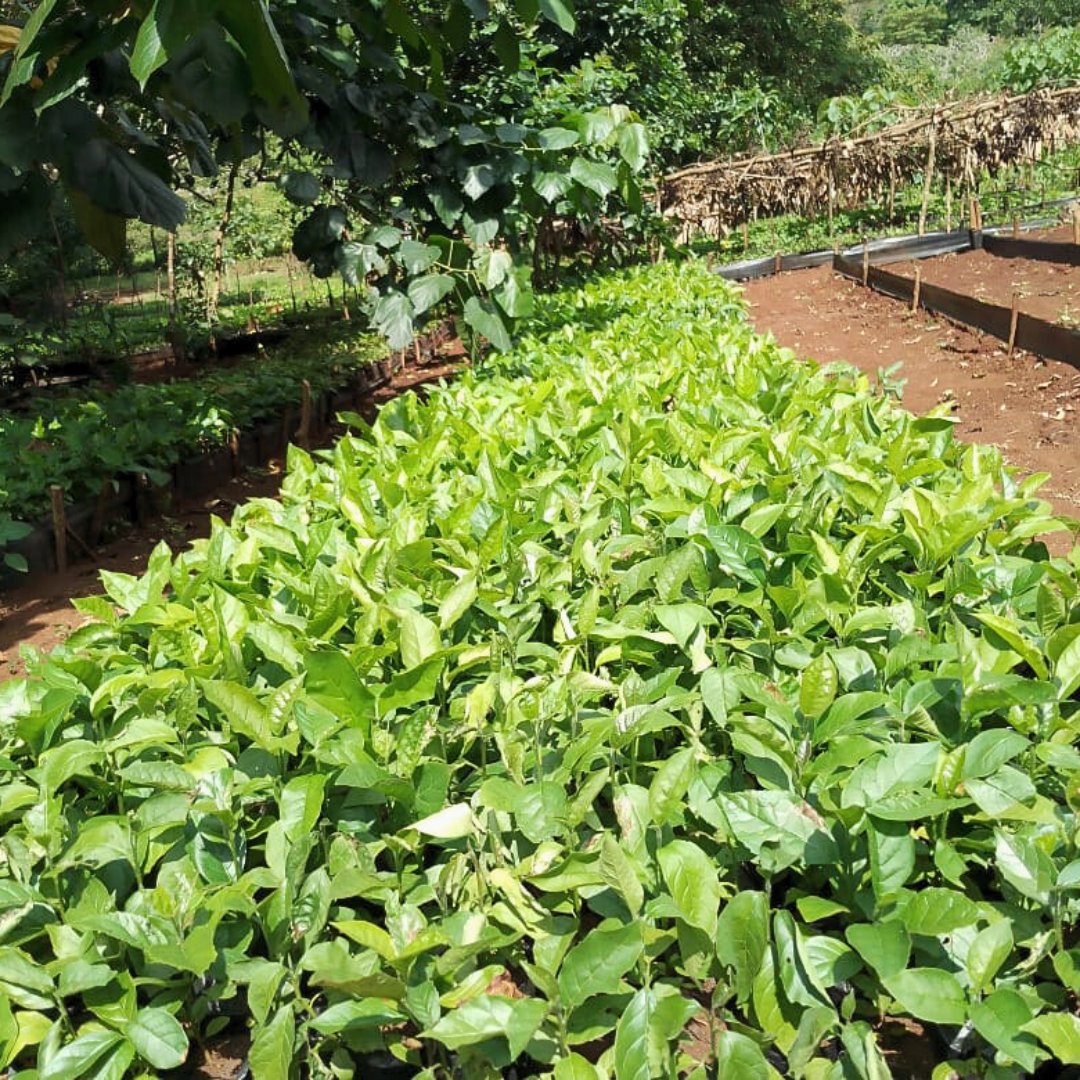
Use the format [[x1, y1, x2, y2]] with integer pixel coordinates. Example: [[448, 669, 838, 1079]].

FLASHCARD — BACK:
[[662, 86, 1080, 243]]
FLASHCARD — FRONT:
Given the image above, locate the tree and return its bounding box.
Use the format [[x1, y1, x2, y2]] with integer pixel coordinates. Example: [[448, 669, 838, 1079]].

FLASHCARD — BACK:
[[0, 0, 649, 348]]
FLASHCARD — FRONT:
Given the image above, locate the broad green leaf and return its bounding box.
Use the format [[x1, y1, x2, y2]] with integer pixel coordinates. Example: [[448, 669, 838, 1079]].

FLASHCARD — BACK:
[[899, 887, 980, 936], [411, 803, 475, 839], [40, 1030, 123, 1080], [613, 988, 653, 1080], [279, 774, 327, 843], [1023, 1012, 1080, 1064], [657, 839, 720, 936], [716, 891, 768, 1004], [971, 989, 1042, 1072], [716, 1029, 771, 1079], [248, 1005, 295, 1080], [598, 832, 643, 916], [569, 158, 617, 198], [884, 968, 967, 1026], [799, 653, 837, 719], [557, 922, 643, 1008], [966, 920, 1014, 993], [845, 922, 910, 980], [125, 1008, 188, 1070]]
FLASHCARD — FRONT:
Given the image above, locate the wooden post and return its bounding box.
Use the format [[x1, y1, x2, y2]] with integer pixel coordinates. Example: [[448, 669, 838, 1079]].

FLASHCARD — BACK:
[[774, 251, 782, 275], [414, 339, 422, 365], [911, 268, 922, 314], [296, 381, 312, 449], [741, 221, 749, 251], [50, 485, 67, 573], [1013, 215, 1020, 239], [1008, 293, 1020, 357], [229, 429, 241, 478], [945, 174, 953, 233], [1073, 209, 1080, 246], [862, 243, 870, 287], [918, 117, 937, 237], [90, 479, 111, 546]]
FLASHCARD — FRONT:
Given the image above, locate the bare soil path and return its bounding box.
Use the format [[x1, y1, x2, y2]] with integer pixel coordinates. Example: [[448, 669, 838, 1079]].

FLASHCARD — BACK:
[[742, 265, 1080, 516]]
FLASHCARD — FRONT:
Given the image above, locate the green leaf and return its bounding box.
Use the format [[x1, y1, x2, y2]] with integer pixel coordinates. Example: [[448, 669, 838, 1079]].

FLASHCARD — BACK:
[[411, 803, 475, 839], [867, 818, 914, 904], [966, 920, 1014, 993], [995, 829, 1053, 903], [1056, 632, 1080, 699], [715, 1029, 771, 1078], [800, 653, 837, 719], [553, 1055, 601, 1080], [279, 774, 327, 843], [613, 988, 653, 1080], [533, 171, 572, 203], [67, 187, 126, 264], [248, 1005, 295, 1080], [397, 608, 441, 669], [372, 291, 416, 351], [899, 887, 980, 936], [557, 922, 643, 1008], [1023, 1012, 1080, 1064], [599, 832, 643, 916], [648, 746, 695, 824], [617, 122, 649, 172], [971, 989, 1042, 1072], [463, 296, 512, 352], [408, 273, 456, 315], [657, 839, 720, 936], [884, 968, 967, 1026], [569, 158, 617, 198], [716, 891, 768, 1004], [845, 921, 910, 980], [40, 1030, 123, 1080], [425, 996, 547, 1061], [538, 0, 576, 33], [69, 139, 186, 231], [304, 650, 374, 737], [126, 1008, 188, 1070]]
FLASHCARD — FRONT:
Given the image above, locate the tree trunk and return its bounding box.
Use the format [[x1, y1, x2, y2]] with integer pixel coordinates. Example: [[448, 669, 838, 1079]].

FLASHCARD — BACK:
[[209, 160, 241, 324]]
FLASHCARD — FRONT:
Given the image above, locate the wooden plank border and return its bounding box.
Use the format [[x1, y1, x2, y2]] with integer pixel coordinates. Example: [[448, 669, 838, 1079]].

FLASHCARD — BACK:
[[834, 254, 1080, 370], [983, 234, 1080, 267]]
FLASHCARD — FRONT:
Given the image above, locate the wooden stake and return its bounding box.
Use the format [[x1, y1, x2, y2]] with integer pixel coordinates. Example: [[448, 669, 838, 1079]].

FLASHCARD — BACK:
[[741, 221, 749, 251], [90, 479, 111, 546], [1008, 293, 1020, 357], [862, 243, 870, 287], [296, 381, 312, 449], [1073, 210, 1080, 246], [414, 339, 422, 365], [945, 174, 953, 232], [918, 119, 937, 237], [286, 256, 298, 314], [911, 268, 922, 314], [1012, 215, 1020, 239], [49, 485, 67, 573], [774, 250, 782, 275], [229, 429, 241, 478]]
